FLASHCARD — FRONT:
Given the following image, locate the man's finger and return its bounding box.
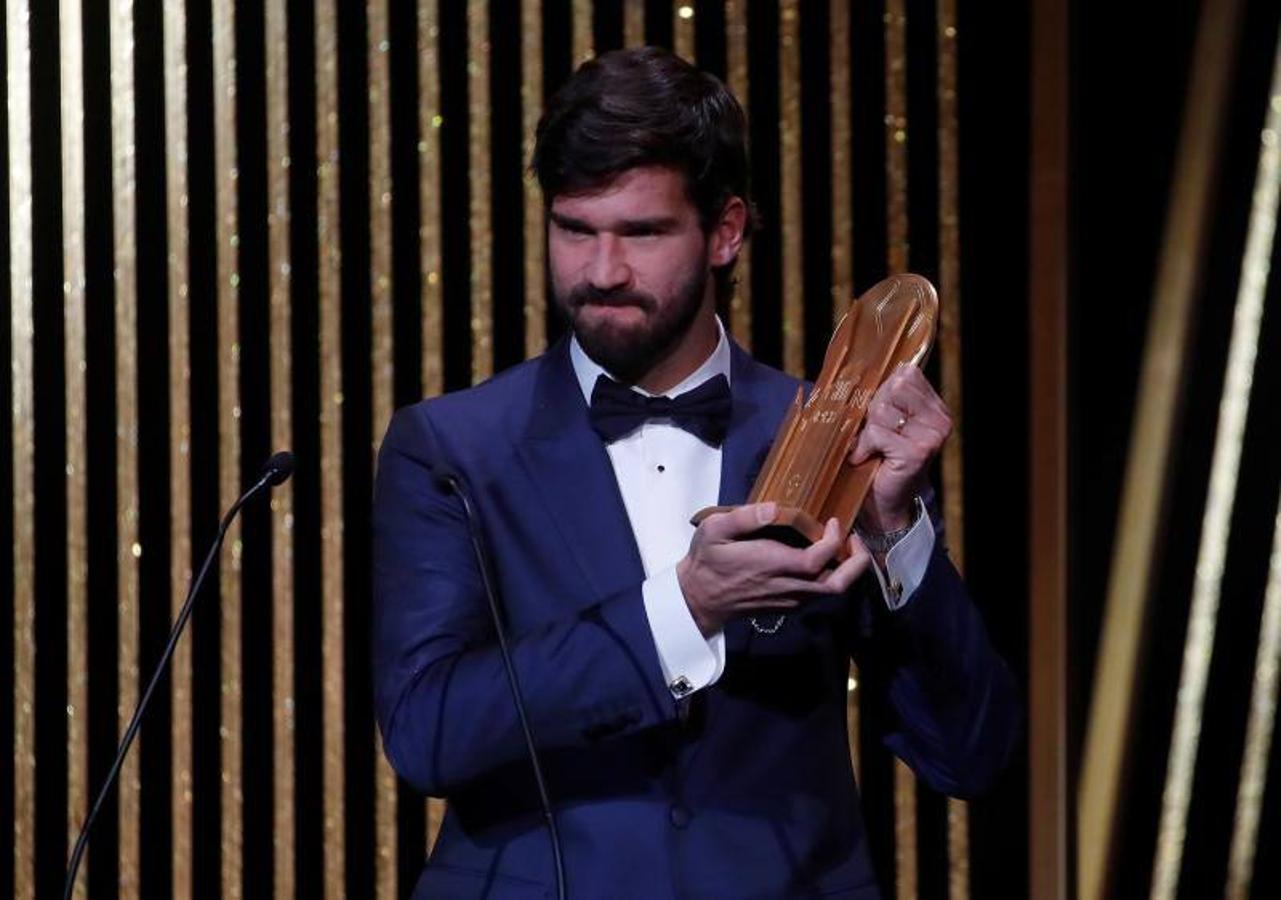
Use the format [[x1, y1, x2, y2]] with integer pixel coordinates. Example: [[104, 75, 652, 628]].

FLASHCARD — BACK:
[[897, 415, 951, 449], [872, 384, 933, 429], [784, 541, 870, 596], [879, 368, 950, 423], [889, 364, 936, 400], [849, 422, 911, 466], [718, 536, 817, 574], [791, 517, 843, 576], [771, 531, 863, 592], [718, 524, 841, 579], [875, 365, 920, 404], [817, 537, 871, 593], [700, 501, 778, 541]]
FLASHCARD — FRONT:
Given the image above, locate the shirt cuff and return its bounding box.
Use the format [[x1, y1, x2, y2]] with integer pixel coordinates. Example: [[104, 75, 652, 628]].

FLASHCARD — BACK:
[[641, 566, 726, 700], [866, 496, 935, 611]]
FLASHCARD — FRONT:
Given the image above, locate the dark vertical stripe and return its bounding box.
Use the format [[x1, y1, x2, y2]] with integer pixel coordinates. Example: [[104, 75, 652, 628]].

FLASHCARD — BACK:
[[181, 0, 223, 896], [542, 0, 573, 346], [391, 0, 422, 411], [134, 0, 175, 893], [30, 0, 69, 889], [83, 0, 126, 887], [283, 0, 324, 892], [336, 0, 375, 892], [850, 0, 887, 293], [694, 0, 726, 80], [798, 0, 831, 379], [645, 0, 674, 48], [492, 3, 526, 372], [954, 3, 1029, 898], [746, 0, 780, 367], [233, 0, 274, 892], [391, 0, 423, 408], [439, 0, 472, 390], [594, 0, 624, 53], [905, 0, 938, 285]]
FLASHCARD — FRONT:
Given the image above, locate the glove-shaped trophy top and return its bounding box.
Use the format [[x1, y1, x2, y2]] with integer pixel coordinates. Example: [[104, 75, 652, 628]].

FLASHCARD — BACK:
[[695, 274, 939, 558]]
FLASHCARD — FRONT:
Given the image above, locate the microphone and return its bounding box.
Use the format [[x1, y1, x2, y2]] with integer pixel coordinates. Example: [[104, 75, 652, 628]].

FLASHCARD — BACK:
[[261, 450, 295, 487], [64, 451, 296, 899], [434, 467, 566, 900]]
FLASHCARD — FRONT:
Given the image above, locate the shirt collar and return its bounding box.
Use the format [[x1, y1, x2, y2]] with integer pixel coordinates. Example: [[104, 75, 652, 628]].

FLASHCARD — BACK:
[[569, 316, 732, 405]]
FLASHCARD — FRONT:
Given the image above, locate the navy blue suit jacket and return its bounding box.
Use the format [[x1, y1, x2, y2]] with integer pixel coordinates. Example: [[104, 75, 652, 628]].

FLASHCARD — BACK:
[[373, 337, 1018, 898]]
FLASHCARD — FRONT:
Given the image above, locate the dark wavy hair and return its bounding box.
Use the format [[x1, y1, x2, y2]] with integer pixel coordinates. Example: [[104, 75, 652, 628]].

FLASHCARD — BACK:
[[532, 47, 755, 298]]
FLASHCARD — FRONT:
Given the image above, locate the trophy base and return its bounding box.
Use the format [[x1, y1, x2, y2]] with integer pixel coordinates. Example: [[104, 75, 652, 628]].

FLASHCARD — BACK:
[[691, 504, 855, 562]]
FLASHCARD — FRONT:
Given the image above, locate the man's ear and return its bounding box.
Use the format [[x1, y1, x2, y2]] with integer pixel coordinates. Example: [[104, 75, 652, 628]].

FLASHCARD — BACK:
[[708, 196, 748, 267]]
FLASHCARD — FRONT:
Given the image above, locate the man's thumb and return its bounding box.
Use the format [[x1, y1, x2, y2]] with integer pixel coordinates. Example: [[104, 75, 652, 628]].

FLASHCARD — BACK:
[[701, 501, 777, 540], [755, 501, 778, 525]]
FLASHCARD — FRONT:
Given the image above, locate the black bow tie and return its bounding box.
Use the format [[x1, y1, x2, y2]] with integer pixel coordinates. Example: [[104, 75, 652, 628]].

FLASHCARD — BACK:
[[589, 373, 732, 445]]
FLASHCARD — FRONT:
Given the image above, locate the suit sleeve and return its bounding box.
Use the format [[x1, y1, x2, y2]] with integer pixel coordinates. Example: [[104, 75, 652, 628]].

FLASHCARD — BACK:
[[852, 525, 1020, 798], [372, 407, 678, 797]]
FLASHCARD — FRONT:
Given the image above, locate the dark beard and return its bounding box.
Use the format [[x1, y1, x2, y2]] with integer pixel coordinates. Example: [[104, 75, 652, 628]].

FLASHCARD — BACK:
[[557, 264, 709, 384]]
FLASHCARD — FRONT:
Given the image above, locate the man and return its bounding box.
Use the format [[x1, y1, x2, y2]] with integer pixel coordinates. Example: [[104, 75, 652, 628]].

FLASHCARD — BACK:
[[374, 46, 1017, 899]]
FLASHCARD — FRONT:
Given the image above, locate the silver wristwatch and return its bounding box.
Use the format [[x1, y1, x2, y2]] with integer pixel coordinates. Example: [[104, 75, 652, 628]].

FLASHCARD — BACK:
[[856, 496, 923, 554]]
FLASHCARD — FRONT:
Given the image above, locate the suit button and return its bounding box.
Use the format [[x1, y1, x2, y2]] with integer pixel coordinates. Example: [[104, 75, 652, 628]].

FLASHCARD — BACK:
[[669, 805, 691, 828]]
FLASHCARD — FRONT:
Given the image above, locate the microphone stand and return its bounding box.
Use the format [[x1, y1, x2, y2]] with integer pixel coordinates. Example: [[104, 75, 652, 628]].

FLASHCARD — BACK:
[[439, 471, 566, 900], [63, 452, 294, 899]]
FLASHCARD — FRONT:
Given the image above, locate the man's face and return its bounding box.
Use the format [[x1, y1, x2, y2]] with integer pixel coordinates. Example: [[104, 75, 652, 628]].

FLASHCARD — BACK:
[[549, 166, 713, 383]]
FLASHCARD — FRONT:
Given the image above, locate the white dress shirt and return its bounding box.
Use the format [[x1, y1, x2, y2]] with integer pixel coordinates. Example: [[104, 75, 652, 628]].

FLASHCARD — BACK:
[[570, 319, 935, 701]]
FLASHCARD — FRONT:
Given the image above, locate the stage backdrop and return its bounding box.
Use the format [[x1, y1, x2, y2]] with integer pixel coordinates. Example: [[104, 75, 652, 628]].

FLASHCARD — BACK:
[[4, 1, 1032, 898]]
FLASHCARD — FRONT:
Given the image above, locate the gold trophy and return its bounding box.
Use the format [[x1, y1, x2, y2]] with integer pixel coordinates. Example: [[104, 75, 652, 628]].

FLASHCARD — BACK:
[[695, 274, 938, 557]]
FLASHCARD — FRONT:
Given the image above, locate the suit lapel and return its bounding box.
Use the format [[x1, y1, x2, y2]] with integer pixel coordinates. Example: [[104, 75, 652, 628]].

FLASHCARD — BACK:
[[718, 342, 784, 507], [719, 342, 797, 655], [515, 340, 646, 600]]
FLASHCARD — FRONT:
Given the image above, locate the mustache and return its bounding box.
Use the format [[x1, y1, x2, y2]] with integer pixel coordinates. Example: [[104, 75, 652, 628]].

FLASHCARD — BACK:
[[565, 284, 657, 313]]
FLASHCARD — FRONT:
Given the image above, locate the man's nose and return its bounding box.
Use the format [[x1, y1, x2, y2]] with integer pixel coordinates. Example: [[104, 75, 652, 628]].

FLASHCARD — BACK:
[[587, 235, 632, 291]]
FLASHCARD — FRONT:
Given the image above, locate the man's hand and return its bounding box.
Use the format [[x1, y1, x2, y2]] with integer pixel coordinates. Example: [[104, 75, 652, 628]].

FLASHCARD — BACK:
[[849, 365, 952, 532], [676, 503, 870, 637]]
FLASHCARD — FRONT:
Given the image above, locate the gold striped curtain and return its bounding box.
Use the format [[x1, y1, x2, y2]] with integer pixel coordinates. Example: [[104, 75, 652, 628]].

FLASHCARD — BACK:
[[8, 2, 978, 896]]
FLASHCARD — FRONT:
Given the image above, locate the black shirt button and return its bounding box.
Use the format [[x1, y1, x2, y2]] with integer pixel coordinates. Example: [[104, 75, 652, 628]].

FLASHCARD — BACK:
[[669, 805, 691, 828]]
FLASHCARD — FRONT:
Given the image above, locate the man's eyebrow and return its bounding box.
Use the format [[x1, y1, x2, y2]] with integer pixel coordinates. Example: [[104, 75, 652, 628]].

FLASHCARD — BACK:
[[549, 211, 594, 231], [616, 216, 681, 233], [548, 211, 682, 233]]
